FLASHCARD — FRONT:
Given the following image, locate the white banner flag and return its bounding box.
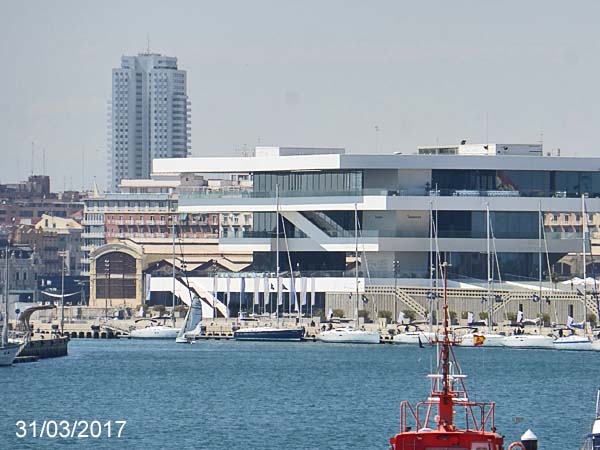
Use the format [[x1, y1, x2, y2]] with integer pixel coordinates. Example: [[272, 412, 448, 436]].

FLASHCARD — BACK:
[[226, 277, 231, 308], [277, 278, 283, 306], [263, 277, 269, 306], [467, 312, 474, 324], [301, 277, 307, 306], [517, 310, 524, 323], [289, 278, 297, 312], [254, 278, 260, 305], [310, 277, 316, 306], [145, 274, 152, 301]]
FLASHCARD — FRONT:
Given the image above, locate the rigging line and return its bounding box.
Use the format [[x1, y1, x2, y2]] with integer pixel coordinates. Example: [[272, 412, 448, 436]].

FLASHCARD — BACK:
[[356, 212, 371, 282], [585, 211, 599, 315], [488, 217, 508, 323], [281, 216, 296, 314], [541, 218, 559, 325], [176, 223, 195, 307], [489, 219, 502, 284]]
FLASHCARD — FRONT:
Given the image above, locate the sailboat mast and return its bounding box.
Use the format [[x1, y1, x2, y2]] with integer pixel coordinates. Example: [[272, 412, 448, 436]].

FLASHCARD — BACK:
[[172, 205, 176, 324], [276, 184, 280, 325], [486, 204, 492, 330], [2, 242, 8, 347], [355, 202, 359, 329], [538, 201, 543, 331], [429, 200, 434, 332], [61, 252, 65, 335], [429, 200, 433, 288], [582, 194, 587, 332]]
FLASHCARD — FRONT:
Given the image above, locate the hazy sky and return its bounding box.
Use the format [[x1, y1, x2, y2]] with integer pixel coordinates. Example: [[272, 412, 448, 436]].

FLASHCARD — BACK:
[[2, 1, 600, 191]]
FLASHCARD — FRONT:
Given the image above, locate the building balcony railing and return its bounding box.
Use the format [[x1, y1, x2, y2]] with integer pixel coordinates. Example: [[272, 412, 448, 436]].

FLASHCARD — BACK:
[[180, 187, 600, 201], [221, 229, 584, 240], [81, 232, 105, 239], [82, 219, 104, 226]]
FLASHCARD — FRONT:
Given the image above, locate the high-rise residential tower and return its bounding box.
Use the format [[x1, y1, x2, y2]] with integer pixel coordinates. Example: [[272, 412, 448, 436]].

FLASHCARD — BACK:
[[108, 53, 190, 191]]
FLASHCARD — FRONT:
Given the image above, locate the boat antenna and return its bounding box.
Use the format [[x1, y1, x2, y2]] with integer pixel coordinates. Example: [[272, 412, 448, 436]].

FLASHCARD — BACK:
[[439, 261, 454, 429]]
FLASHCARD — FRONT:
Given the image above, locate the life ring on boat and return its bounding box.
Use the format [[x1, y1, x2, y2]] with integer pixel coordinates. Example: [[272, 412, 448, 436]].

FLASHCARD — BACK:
[[508, 442, 525, 450]]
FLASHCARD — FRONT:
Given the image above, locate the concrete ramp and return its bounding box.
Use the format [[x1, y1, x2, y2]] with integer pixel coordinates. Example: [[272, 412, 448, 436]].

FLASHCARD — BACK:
[[150, 277, 225, 318], [187, 279, 229, 318]]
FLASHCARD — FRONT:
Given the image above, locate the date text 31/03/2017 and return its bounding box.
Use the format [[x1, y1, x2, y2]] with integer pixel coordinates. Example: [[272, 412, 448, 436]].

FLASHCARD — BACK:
[[15, 420, 127, 439]]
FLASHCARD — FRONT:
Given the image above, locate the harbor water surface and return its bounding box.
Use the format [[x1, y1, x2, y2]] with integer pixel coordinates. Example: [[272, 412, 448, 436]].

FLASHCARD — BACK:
[[1, 339, 597, 450]]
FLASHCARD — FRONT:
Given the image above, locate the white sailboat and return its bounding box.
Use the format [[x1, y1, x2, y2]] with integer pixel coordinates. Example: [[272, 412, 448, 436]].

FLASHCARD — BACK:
[[317, 203, 380, 344], [1, 243, 21, 366], [555, 195, 593, 351], [234, 185, 304, 342], [459, 205, 504, 347], [392, 325, 436, 345], [394, 201, 438, 346], [175, 295, 203, 343], [131, 214, 180, 339], [502, 201, 555, 349], [581, 389, 600, 450]]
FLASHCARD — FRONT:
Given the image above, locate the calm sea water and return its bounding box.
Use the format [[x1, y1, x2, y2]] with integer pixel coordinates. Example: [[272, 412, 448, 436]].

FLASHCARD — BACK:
[[0, 339, 597, 450]]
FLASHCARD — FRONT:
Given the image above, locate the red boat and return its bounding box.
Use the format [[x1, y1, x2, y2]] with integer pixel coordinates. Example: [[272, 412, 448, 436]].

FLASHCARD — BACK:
[[390, 263, 516, 450]]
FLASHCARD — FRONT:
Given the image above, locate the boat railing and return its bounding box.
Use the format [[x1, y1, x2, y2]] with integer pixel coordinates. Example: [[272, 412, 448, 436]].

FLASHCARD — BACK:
[[399, 399, 496, 433]]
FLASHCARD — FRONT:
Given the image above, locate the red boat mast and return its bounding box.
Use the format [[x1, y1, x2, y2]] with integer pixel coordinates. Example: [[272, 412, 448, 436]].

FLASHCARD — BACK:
[[390, 262, 504, 450]]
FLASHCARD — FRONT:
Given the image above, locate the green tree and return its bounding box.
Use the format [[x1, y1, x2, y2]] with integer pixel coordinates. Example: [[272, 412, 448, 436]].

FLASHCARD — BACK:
[[333, 309, 345, 318], [378, 310, 393, 320]]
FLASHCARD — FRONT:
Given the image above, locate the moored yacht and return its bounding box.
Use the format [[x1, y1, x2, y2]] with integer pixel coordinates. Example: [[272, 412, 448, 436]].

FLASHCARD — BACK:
[[392, 328, 436, 345], [581, 389, 600, 450], [0, 342, 21, 366], [0, 243, 20, 366], [553, 333, 593, 351], [316, 326, 380, 344], [233, 326, 304, 341], [131, 323, 180, 339], [501, 333, 555, 349], [457, 331, 505, 347], [315, 204, 380, 345]]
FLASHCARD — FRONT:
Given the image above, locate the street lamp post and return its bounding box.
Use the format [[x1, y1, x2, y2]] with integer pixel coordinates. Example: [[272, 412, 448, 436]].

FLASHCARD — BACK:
[[59, 250, 66, 335], [393, 260, 400, 323], [104, 258, 110, 321]]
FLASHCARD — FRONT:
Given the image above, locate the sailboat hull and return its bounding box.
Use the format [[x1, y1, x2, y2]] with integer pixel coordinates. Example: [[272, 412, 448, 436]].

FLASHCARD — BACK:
[[316, 328, 380, 344], [130, 326, 180, 339], [501, 334, 555, 349], [0, 343, 21, 366], [234, 327, 304, 341], [457, 333, 505, 347], [553, 335, 593, 351], [392, 331, 436, 345]]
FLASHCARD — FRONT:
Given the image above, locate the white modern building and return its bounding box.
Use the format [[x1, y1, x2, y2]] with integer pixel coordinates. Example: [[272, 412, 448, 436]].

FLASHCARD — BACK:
[[145, 145, 600, 282], [108, 53, 191, 191]]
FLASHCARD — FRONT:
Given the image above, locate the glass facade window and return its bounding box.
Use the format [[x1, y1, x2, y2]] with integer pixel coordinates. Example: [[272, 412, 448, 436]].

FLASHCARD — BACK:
[[250, 213, 306, 238], [254, 170, 362, 195], [432, 169, 600, 197], [436, 211, 538, 239], [445, 252, 562, 281]]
